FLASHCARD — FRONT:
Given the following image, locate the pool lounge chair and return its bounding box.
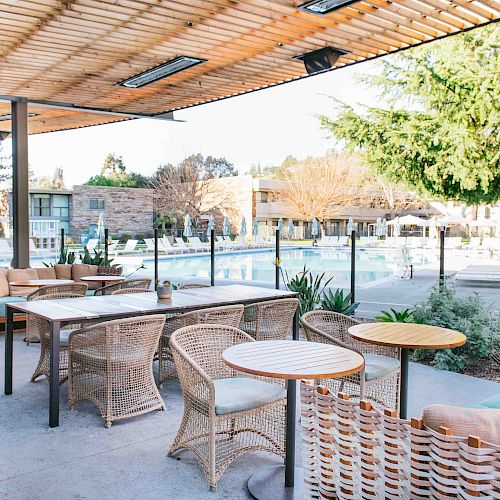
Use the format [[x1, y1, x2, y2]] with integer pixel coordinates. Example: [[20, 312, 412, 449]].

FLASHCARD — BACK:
[[29, 239, 40, 256], [175, 237, 197, 253], [188, 237, 210, 252], [444, 237, 462, 249], [160, 236, 183, 254], [116, 239, 139, 255], [0, 238, 12, 258], [85, 238, 99, 252], [318, 236, 331, 247], [144, 238, 166, 254], [358, 236, 370, 247], [337, 236, 348, 246]]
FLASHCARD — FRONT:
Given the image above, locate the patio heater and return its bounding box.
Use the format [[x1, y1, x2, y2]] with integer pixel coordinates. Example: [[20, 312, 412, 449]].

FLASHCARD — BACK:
[[350, 229, 356, 304], [210, 229, 215, 287], [275, 229, 280, 290], [154, 228, 159, 291]]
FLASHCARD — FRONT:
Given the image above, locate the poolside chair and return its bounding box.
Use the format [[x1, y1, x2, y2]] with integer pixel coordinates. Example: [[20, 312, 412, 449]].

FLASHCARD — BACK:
[[144, 238, 163, 254], [240, 298, 298, 341], [158, 304, 244, 386], [85, 238, 99, 252], [359, 236, 370, 247], [175, 237, 196, 253], [328, 236, 339, 246], [28, 239, 40, 255], [160, 236, 183, 254], [107, 240, 119, 254], [318, 236, 331, 247], [29, 283, 89, 384], [444, 236, 462, 249], [68, 315, 166, 427], [116, 239, 139, 254], [301, 311, 400, 410], [169, 324, 286, 490], [188, 237, 210, 252], [337, 236, 348, 246], [94, 278, 152, 296], [0, 238, 12, 257]]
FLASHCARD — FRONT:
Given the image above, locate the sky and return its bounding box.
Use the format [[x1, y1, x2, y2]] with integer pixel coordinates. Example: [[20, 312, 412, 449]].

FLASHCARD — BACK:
[[6, 60, 383, 188]]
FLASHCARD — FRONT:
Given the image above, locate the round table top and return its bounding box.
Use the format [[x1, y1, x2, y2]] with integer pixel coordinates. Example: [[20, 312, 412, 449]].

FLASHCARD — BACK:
[[9, 279, 74, 287], [80, 275, 125, 283], [222, 340, 365, 380], [348, 322, 466, 349]]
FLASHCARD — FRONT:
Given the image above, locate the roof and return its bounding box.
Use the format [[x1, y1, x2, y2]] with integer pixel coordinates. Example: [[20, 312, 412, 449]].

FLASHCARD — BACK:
[[1, 0, 498, 134]]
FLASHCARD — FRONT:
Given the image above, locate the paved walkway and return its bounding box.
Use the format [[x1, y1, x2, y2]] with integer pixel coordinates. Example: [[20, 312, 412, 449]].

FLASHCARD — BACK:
[[0, 337, 498, 500]]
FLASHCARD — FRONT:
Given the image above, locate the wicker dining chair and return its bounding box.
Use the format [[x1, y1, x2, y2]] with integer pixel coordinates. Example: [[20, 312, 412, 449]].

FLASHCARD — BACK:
[[240, 298, 299, 341], [111, 288, 152, 295], [301, 311, 401, 410], [176, 282, 211, 290], [29, 283, 89, 384], [68, 315, 166, 428], [169, 324, 286, 491], [93, 278, 152, 296], [158, 304, 244, 386]]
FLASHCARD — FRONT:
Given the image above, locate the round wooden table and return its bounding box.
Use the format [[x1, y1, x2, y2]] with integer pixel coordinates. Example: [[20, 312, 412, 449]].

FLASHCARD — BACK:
[[80, 275, 125, 288], [9, 279, 74, 288], [348, 322, 466, 418], [222, 340, 364, 500]]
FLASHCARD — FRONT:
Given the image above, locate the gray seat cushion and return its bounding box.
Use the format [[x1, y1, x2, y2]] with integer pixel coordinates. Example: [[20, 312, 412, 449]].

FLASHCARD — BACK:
[[0, 296, 27, 317], [214, 377, 286, 415], [364, 354, 400, 381], [58, 330, 75, 348]]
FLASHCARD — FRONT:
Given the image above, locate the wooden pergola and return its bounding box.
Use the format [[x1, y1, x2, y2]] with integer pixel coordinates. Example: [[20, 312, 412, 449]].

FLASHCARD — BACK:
[[0, 0, 498, 265]]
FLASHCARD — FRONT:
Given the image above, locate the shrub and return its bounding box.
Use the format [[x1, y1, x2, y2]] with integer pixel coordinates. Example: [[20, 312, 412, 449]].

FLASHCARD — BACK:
[[120, 233, 132, 243], [375, 308, 414, 323], [321, 289, 359, 316], [413, 282, 499, 372]]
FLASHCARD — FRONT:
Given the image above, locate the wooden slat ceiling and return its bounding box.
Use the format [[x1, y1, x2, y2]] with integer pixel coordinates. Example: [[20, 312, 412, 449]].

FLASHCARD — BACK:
[[0, 0, 498, 134]]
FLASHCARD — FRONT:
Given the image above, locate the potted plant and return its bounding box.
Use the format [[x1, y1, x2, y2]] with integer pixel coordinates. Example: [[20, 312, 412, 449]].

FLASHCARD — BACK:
[[157, 280, 173, 299]]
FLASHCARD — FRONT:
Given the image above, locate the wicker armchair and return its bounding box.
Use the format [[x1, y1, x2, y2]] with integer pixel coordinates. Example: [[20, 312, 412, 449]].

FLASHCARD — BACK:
[[111, 288, 152, 295], [300, 311, 400, 410], [158, 304, 244, 386], [169, 324, 286, 490], [176, 282, 210, 290], [240, 298, 299, 340], [93, 278, 152, 296], [68, 315, 166, 428], [301, 382, 500, 499], [29, 283, 89, 384]]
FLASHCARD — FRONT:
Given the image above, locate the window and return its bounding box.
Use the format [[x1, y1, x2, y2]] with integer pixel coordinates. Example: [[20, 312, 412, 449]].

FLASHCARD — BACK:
[[89, 198, 105, 210], [33, 195, 50, 216], [52, 194, 69, 217]]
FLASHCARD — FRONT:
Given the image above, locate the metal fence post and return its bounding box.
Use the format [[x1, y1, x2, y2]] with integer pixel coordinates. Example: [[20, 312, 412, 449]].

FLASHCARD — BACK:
[[211, 229, 215, 286], [275, 229, 280, 290], [350, 229, 356, 304], [154, 228, 159, 291]]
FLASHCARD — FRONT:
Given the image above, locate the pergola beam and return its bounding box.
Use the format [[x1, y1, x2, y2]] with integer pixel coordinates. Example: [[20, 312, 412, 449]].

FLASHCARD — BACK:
[[11, 100, 30, 269]]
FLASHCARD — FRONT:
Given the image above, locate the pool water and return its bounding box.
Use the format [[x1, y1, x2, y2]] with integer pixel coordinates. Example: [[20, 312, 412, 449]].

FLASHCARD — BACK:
[[138, 248, 426, 287]]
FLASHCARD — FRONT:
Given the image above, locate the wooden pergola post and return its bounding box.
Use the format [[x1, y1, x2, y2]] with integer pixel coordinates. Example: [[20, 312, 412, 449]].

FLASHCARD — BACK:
[[11, 100, 30, 269]]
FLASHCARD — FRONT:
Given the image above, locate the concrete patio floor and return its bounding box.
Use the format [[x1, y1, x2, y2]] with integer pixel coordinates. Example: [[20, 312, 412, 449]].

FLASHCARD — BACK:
[[1, 336, 498, 500]]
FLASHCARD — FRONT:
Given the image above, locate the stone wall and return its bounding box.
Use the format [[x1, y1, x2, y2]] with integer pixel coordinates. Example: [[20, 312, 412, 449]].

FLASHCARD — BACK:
[[71, 185, 155, 238]]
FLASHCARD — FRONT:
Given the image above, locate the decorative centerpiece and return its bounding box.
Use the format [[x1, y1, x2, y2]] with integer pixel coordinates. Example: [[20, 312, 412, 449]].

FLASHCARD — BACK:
[[157, 280, 173, 299]]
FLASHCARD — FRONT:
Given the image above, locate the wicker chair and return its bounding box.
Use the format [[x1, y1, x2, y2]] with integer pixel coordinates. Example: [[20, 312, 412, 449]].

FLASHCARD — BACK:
[[68, 315, 166, 428], [240, 298, 299, 340], [176, 282, 211, 290], [93, 278, 152, 296], [300, 311, 400, 410], [111, 288, 152, 295], [29, 283, 89, 384], [158, 304, 245, 386], [169, 324, 286, 490], [301, 381, 500, 499]]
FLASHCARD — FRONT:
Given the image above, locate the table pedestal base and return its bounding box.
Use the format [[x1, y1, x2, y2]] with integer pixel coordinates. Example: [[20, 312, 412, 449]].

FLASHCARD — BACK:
[[248, 466, 303, 500]]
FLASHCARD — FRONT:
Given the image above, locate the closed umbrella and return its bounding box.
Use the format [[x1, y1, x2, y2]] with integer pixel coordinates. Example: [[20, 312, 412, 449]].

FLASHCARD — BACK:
[[288, 219, 294, 239], [252, 218, 259, 237], [381, 218, 388, 236], [346, 217, 354, 235], [429, 218, 437, 239], [240, 216, 247, 237], [277, 218, 285, 238], [184, 214, 193, 238], [311, 218, 320, 237], [223, 215, 231, 237], [96, 212, 106, 251], [375, 217, 382, 237], [393, 216, 401, 237], [206, 214, 215, 237]]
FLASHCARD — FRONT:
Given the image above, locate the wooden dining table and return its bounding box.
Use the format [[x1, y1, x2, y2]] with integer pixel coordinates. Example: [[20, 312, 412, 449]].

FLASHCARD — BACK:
[[4, 284, 298, 428], [222, 340, 365, 499]]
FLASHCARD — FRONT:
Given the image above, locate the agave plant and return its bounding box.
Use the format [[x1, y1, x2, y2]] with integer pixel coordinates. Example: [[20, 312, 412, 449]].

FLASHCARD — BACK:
[[321, 289, 359, 316], [283, 266, 333, 316], [81, 248, 116, 267], [375, 308, 414, 323]]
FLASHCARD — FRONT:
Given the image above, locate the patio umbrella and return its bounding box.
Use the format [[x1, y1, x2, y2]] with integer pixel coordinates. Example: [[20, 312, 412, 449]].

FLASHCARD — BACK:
[[346, 217, 354, 235], [277, 218, 285, 238], [437, 215, 466, 226], [391, 214, 429, 226], [252, 218, 259, 237], [429, 218, 438, 239], [206, 214, 215, 238], [96, 212, 106, 251], [375, 217, 382, 237], [311, 218, 320, 237], [240, 216, 247, 237], [287, 219, 294, 239], [183, 214, 193, 238], [222, 215, 231, 236], [381, 218, 388, 236], [393, 217, 401, 237]]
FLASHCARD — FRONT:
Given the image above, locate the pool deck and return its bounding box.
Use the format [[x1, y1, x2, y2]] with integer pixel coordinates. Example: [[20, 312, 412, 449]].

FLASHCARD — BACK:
[[1, 336, 498, 500]]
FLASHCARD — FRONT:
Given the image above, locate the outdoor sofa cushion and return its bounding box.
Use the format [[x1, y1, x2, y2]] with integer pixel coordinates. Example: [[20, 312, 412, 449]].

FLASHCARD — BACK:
[[0, 268, 9, 297], [0, 295, 27, 317], [7, 268, 38, 296], [422, 404, 500, 444], [54, 264, 72, 280], [364, 354, 400, 381], [34, 267, 57, 280], [72, 264, 99, 289], [213, 377, 286, 415]]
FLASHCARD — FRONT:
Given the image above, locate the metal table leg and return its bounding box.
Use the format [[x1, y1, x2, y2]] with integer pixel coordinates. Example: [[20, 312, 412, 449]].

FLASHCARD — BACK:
[[4, 306, 14, 395], [49, 321, 61, 428], [399, 347, 409, 419]]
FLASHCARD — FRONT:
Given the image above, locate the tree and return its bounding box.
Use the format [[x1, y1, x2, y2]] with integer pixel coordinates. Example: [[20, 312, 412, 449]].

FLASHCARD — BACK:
[[86, 153, 150, 188], [35, 167, 66, 189], [319, 25, 500, 205]]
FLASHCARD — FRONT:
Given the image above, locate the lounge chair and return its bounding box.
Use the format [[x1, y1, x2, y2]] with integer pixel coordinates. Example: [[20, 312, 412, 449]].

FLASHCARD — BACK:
[[175, 237, 196, 253], [116, 239, 139, 254], [160, 236, 183, 254], [85, 238, 99, 252], [29, 239, 40, 255], [318, 236, 331, 247], [0, 238, 12, 257], [188, 237, 210, 252], [359, 236, 370, 247], [337, 236, 348, 246], [444, 236, 462, 249]]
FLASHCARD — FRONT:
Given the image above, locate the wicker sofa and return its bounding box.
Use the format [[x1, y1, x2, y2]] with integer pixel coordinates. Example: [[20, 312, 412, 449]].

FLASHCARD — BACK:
[[301, 381, 500, 499], [0, 264, 123, 327]]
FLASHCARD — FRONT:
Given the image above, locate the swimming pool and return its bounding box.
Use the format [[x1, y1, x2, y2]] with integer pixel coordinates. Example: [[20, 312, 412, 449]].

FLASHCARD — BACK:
[[137, 248, 425, 287]]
